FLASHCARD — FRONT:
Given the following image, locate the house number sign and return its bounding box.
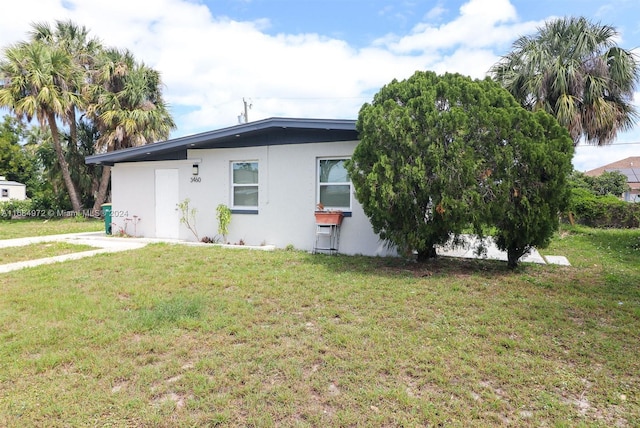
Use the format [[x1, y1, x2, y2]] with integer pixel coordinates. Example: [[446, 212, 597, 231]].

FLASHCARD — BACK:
[[190, 177, 202, 183]]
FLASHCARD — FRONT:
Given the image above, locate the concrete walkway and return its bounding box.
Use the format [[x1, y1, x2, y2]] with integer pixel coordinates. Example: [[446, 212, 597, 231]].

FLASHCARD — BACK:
[[0, 232, 570, 274], [0, 232, 277, 274], [436, 235, 571, 266], [0, 232, 149, 274]]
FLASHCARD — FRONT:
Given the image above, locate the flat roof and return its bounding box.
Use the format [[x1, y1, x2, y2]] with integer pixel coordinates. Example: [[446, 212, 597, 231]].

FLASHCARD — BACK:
[[86, 117, 358, 166]]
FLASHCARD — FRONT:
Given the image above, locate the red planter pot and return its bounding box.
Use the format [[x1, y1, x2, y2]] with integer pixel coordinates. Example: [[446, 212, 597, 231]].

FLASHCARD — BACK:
[[314, 211, 344, 225]]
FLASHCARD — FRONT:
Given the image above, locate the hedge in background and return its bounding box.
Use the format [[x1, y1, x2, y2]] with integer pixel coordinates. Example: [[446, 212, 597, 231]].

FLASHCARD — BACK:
[[570, 188, 640, 228], [0, 199, 33, 220]]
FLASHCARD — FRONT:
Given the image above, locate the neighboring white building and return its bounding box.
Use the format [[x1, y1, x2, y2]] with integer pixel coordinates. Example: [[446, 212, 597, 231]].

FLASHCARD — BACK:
[[0, 176, 27, 201], [86, 118, 393, 256]]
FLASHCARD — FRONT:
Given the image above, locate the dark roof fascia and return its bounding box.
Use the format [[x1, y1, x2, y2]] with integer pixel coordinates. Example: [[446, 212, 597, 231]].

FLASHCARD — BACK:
[[86, 117, 357, 166]]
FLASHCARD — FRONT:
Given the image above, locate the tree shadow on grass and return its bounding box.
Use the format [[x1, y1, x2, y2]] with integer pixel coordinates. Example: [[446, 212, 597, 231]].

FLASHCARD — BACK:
[[303, 251, 528, 280]]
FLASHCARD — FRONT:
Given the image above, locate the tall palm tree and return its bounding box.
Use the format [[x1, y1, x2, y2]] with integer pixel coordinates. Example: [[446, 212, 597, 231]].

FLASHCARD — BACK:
[[30, 20, 102, 156], [490, 17, 639, 146], [2, 21, 175, 213], [0, 40, 84, 211], [87, 48, 175, 212]]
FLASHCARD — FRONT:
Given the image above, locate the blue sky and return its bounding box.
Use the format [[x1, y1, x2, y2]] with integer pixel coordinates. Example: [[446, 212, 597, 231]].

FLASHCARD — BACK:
[[1, 0, 640, 171]]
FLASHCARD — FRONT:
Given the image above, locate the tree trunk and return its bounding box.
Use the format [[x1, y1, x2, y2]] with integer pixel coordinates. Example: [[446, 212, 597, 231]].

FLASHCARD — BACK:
[[68, 108, 78, 156], [92, 165, 111, 215], [507, 249, 521, 269], [48, 112, 83, 212], [90, 168, 100, 202], [416, 245, 437, 262]]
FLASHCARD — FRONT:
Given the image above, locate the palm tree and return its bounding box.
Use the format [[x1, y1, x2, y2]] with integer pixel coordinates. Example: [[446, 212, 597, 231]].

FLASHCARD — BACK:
[[87, 48, 175, 212], [30, 20, 102, 157], [2, 21, 175, 213], [0, 40, 84, 211], [30, 20, 101, 67], [490, 17, 639, 146]]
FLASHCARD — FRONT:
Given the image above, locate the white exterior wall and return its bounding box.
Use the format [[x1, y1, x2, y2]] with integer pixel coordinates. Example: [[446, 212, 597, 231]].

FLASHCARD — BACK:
[[111, 160, 187, 238], [110, 141, 394, 256], [0, 182, 27, 201], [623, 189, 640, 203]]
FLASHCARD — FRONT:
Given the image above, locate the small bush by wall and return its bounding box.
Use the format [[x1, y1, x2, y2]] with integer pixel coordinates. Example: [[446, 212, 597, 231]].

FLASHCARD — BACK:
[[570, 188, 640, 228]]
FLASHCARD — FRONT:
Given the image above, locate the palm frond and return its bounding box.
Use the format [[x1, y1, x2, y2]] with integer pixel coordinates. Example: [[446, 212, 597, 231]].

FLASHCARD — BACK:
[[489, 16, 639, 146]]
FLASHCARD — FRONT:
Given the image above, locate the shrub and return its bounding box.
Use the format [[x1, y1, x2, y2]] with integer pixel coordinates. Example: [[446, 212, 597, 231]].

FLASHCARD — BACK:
[[570, 188, 640, 228], [0, 199, 33, 220], [216, 204, 231, 242]]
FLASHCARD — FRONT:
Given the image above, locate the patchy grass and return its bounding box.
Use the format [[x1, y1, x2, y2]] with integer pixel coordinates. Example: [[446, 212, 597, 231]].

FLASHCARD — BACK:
[[0, 226, 638, 427], [0, 242, 98, 264], [0, 217, 103, 240]]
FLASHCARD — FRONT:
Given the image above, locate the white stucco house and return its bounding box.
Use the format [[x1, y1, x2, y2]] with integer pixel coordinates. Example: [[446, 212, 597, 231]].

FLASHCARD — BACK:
[[86, 117, 393, 256], [0, 176, 27, 201]]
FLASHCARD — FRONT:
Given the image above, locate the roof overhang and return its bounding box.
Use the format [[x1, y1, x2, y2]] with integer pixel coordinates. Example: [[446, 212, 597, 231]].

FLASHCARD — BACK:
[[86, 117, 358, 166]]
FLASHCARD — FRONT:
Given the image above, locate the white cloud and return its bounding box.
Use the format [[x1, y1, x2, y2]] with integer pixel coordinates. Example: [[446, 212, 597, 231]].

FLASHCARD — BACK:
[[0, 2, 69, 47], [425, 4, 447, 21], [375, 0, 538, 55], [0, 0, 541, 135], [3, 0, 638, 171], [574, 142, 640, 172], [430, 47, 502, 78]]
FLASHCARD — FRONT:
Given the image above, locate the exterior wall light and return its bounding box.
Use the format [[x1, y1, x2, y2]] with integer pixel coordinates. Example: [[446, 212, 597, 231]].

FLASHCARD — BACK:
[[192, 164, 199, 176]]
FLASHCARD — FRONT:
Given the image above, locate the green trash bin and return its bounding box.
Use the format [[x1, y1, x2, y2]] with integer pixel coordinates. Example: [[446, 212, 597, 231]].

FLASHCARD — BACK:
[[101, 203, 112, 235]]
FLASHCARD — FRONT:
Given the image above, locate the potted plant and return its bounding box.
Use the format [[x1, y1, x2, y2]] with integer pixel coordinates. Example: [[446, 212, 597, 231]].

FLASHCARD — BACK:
[[314, 203, 344, 225]]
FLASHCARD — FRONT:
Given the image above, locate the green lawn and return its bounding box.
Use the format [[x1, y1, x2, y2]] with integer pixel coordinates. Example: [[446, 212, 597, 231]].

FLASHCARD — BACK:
[[0, 217, 103, 240], [0, 225, 638, 426]]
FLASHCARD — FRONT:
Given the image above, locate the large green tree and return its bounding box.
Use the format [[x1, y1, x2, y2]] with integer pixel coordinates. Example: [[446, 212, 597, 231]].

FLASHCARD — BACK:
[[0, 116, 31, 184], [569, 169, 630, 197], [490, 17, 639, 146], [348, 71, 573, 267], [0, 116, 63, 208], [484, 110, 573, 267], [25, 125, 71, 210], [349, 72, 501, 261]]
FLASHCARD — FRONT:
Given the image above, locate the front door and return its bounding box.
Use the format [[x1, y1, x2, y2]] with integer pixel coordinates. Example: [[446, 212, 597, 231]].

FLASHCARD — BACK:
[[155, 169, 180, 239]]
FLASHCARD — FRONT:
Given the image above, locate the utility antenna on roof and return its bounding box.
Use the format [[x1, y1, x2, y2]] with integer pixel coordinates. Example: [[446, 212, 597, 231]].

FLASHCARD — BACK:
[[238, 97, 253, 124]]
